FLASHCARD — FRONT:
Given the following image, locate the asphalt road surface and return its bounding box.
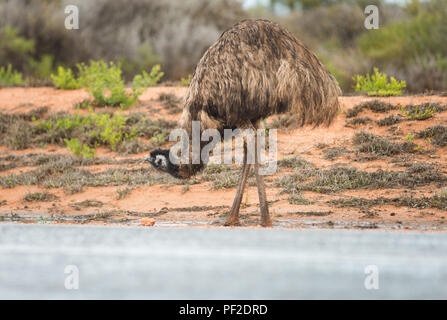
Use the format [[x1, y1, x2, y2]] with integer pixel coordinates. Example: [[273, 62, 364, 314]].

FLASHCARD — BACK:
[[1, 223, 446, 299]]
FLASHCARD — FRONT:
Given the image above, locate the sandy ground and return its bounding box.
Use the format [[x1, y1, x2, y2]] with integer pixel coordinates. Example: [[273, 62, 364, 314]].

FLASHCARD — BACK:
[[1, 87, 447, 230]]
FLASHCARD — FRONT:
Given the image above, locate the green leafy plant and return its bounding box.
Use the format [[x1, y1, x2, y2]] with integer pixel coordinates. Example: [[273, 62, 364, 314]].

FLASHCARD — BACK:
[[76, 61, 163, 108], [353, 68, 406, 96], [0, 64, 25, 86], [132, 64, 164, 89], [180, 74, 192, 87], [64, 138, 96, 159], [51, 66, 81, 89], [401, 104, 436, 120]]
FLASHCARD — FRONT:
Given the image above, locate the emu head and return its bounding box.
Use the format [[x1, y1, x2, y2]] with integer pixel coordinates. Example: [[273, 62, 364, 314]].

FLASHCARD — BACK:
[[146, 149, 179, 178]]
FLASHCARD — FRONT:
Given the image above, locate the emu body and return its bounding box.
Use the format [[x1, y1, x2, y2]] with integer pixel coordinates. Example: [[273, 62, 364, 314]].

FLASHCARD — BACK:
[[148, 19, 341, 227]]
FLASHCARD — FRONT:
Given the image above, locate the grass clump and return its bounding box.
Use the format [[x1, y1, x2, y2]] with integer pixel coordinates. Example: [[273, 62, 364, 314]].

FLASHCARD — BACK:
[[4, 120, 33, 150], [377, 114, 403, 126], [353, 68, 406, 96], [158, 93, 182, 114], [401, 103, 437, 120], [345, 117, 372, 127], [278, 157, 313, 169], [23, 192, 58, 202], [288, 192, 315, 205], [116, 187, 134, 200], [353, 131, 417, 156], [322, 147, 349, 160], [417, 125, 447, 147], [346, 100, 395, 118], [201, 164, 240, 189]]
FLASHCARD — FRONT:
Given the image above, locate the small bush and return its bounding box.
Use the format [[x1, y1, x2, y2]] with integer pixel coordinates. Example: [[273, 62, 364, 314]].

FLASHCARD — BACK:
[[401, 103, 437, 120], [77, 61, 163, 108], [346, 100, 395, 118], [23, 192, 58, 202], [0, 64, 25, 86], [353, 68, 406, 96], [4, 120, 33, 150], [353, 131, 417, 156], [51, 66, 80, 90], [36, 112, 176, 154], [377, 115, 403, 126], [64, 138, 96, 159], [345, 117, 372, 127], [180, 74, 192, 86], [417, 125, 447, 147]]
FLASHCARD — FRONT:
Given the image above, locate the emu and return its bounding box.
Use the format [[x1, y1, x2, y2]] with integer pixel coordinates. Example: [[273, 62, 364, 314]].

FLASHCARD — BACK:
[[147, 19, 341, 227]]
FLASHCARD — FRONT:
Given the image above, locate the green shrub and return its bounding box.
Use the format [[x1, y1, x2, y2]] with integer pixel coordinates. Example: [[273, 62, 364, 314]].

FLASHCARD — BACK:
[[51, 66, 81, 90], [27, 54, 54, 80], [180, 74, 192, 87], [132, 64, 164, 92], [0, 64, 25, 86], [353, 68, 406, 96], [401, 104, 436, 121], [76, 61, 163, 108], [64, 138, 96, 159], [0, 26, 35, 70], [36, 111, 175, 155]]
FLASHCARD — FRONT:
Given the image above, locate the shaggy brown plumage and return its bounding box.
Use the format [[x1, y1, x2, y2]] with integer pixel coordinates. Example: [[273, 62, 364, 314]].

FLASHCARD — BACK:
[[148, 19, 341, 226]]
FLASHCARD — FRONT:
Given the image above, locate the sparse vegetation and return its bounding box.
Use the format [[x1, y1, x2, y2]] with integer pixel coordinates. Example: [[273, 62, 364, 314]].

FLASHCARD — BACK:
[[322, 147, 349, 160], [329, 189, 447, 210], [201, 164, 242, 189], [116, 187, 134, 200], [51, 66, 80, 90], [353, 131, 417, 156], [401, 103, 437, 120], [3, 120, 33, 150], [51, 61, 164, 107], [23, 192, 58, 202], [0, 157, 180, 193], [158, 92, 182, 114], [377, 114, 403, 126], [275, 162, 444, 195], [64, 138, 96, 159], [345, 117, 372, 127], [278, 156, 313, 169], [353, 68, 406, 96], [346, 100, 395, 118], [180, 74, 192, 86], [0, 64, 25, 86], [417, 125, 447, 147]]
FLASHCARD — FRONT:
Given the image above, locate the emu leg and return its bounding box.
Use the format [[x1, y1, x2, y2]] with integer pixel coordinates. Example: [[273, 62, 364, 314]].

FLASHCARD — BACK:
[[225, 142, 250, 226], [254, 137, 272, 227]]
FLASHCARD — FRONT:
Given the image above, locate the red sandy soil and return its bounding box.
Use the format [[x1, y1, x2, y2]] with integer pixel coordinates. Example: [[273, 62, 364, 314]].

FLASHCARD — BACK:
[[1, 87, 447, 231]]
